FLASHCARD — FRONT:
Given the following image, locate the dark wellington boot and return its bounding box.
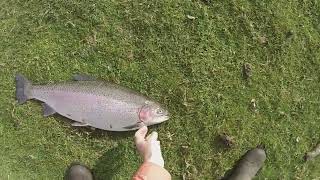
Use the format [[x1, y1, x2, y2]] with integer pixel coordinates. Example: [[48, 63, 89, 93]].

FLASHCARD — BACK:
[[226, 147, 266, 180], [64, 162, 94, 180]]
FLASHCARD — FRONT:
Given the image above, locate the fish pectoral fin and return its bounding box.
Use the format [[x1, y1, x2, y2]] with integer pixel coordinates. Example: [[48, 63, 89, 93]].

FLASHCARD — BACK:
[[71, 122, 89, 127], [123, 122, 145, 130], [42, 103, 56, 117], [72, 74, 96, 81]]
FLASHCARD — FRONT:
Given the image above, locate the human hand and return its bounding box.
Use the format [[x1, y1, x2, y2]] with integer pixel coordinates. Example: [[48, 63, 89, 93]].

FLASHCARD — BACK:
[[134, 126, 164, 167]]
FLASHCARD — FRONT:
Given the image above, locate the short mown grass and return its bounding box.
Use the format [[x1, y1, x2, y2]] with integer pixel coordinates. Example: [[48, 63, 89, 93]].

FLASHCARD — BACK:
[[0, 0, 319, 179]]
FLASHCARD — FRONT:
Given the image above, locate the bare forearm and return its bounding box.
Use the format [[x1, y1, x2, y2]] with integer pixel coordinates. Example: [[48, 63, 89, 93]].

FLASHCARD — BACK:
[[132, 162, 171, 180]]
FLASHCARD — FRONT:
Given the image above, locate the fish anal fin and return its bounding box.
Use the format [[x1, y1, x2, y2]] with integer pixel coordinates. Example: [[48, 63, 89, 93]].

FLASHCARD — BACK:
[[73, 74, 96, 81], [42, 103, 56, 117], [71, 122, 89, 127]]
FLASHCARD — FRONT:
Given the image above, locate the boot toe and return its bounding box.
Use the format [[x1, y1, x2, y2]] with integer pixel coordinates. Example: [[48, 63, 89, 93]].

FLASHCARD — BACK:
[[65, 163, 93, 180]]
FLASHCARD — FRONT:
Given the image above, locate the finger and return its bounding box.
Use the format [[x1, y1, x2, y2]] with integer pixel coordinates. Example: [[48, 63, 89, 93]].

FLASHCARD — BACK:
[[134, 126, 148, 145], [146, 131, 158, 142]]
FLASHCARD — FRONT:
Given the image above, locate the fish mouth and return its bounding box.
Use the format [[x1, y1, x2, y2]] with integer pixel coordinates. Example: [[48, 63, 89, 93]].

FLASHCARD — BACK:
[[152, 115, 170, 124], [157, 115, 170, 123], [163, 115, 170, 121]]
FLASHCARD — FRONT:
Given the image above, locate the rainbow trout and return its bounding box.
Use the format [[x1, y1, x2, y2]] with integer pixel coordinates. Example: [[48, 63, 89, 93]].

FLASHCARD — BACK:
[[15, 74, 169, 131]]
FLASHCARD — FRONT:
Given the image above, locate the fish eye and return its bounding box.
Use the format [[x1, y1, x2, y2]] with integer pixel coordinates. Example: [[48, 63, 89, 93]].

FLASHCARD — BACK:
[[156, 108, 164, 114]]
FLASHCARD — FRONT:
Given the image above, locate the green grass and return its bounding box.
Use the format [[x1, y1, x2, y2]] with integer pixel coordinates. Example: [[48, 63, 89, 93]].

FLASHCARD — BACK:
[[1, 0, 320, 179]]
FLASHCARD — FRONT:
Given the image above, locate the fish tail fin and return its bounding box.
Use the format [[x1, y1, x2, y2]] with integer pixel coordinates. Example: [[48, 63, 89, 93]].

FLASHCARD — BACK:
[[15, 74, 32, 104]]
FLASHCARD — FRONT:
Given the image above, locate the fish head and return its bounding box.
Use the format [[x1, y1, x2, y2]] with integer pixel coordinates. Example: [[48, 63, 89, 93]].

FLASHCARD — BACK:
[[139, 102, 169, 126]]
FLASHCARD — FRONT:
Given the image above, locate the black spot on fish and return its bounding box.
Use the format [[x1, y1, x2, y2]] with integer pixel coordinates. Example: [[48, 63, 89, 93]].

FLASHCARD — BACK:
[[81, 118, 87, 123], [109, 125, 112, 129], [66, 114, 71, 117]]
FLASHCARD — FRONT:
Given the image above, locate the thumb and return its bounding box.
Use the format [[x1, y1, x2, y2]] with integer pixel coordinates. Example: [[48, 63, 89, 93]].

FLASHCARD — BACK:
[[134, 126, 148, 145]]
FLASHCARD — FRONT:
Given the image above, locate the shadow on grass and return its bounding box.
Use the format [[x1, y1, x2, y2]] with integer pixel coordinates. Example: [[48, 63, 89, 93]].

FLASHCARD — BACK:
[[62, 144, 129, 180], [46, 114, 139, 180], [91, 144, 127, 180]]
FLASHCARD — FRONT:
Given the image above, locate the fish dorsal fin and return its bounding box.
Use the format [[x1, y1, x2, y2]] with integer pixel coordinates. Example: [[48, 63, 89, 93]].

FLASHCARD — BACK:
[[73, 74, 96, 81], [42, 103, 56, 117]]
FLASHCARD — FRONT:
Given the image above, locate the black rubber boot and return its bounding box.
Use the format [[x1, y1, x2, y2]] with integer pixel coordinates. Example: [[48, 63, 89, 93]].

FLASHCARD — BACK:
[[64, 162, 94, 180], [225, 147, 266, 180]]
